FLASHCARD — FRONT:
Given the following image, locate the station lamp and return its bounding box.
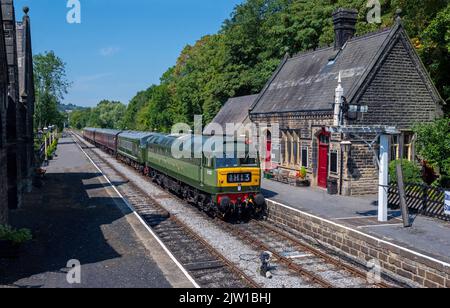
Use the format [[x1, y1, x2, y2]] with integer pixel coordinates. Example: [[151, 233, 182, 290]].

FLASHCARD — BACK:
[[340, 141, 352, 154]]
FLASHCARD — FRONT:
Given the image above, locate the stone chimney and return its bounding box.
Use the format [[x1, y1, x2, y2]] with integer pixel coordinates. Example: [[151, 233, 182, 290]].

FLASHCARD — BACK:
[[333, 8, 358, 50]]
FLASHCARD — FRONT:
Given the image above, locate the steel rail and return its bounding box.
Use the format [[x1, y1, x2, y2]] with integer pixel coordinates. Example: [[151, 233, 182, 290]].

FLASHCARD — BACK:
[[71, 131, 261, 289], [252, 220, 392, 288], [72, 130, 397, 288], [215, 220, 334, 288]]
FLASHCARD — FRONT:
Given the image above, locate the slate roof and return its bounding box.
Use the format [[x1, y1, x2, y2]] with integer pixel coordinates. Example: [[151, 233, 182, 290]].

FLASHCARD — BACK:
[[204, 94, 258, 134], [250, 28, 393, 115]]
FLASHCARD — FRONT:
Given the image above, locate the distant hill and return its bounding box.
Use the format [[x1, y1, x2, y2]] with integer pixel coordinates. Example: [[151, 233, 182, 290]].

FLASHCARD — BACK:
[[58, 103, 87, 113]]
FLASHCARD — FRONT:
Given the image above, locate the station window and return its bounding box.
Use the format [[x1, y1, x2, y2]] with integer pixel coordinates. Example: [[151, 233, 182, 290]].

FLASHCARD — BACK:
[[301, 145, 308, 168], [281, 130, 302, 168], [286, 132, 292, 166], [391, 132, 415, 161], [293, 134, 299, 166], [330, 150, 338, 174]]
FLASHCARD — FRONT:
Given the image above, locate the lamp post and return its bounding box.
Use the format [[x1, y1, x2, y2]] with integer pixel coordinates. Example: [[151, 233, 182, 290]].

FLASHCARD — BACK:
[[340, 141, 352, 154], [340, 141, 352, 195], [43, 127, 48, 162]]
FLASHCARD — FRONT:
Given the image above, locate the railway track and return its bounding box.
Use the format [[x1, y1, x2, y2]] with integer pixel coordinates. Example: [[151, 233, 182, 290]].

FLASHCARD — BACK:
[[71, 131, 400, 288], [215, 219, 394, 288], [72, 132, 260, 289]]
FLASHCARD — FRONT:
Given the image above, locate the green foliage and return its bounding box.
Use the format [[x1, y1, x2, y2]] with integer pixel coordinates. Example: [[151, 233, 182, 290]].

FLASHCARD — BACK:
[[46, 138, 58, 158], [88, 100, 127, 129], [299, 166, 307, 179], [389, 160, 423, 184], [0, 225, 33, 245], [70, 100, 127, 130], [417, 3, 450, 114], [84, 0, 450, 132], [34, 51, 71, 130], [413, 118, 450, 179], [122, 86, 157, 130], [98, 0, 450, 132], [69, 108, 92, 130]]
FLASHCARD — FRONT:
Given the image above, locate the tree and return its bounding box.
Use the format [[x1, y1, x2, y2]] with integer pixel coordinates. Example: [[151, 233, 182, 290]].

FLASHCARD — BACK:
[[136, 84, 173, 132], [124, 0, 449, 133], [69, 108, 91, 130], [414, 118, 450, 186], [122, 86, 156, 130], [417, 3, 450, 115], [88, 100, 126, 129], [33, 51, 71, 129]]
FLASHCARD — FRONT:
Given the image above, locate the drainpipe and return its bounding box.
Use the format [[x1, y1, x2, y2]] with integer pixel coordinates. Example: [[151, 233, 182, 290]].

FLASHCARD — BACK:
[[340, 133, 344, 195]]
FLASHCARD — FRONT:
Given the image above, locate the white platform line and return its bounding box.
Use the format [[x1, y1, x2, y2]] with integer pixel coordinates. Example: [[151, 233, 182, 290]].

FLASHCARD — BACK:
[[357, 224, 404, 229], [73, 133, 200, 289], [335, 216, 378, 220], [267, 199, 450, 268]]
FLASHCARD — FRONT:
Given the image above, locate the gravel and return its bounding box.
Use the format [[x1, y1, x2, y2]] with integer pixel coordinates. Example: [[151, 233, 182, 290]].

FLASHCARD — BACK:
[[77, 136, 314, 288]]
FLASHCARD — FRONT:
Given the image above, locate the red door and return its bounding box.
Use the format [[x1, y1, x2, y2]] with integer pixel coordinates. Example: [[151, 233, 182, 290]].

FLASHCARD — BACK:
[[317, 133, 330, 188]]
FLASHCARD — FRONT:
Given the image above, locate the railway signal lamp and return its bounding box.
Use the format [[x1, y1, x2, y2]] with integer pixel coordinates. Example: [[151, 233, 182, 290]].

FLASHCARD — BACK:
[[259, 252, 273, 279]]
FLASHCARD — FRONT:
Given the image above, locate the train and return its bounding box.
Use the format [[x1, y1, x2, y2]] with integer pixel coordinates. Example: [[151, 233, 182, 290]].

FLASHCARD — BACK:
[[82, 128, 266, 221]]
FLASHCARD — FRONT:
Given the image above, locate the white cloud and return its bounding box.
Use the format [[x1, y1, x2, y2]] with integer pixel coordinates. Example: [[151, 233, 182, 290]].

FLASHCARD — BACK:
[[99, 46, 121, 57]]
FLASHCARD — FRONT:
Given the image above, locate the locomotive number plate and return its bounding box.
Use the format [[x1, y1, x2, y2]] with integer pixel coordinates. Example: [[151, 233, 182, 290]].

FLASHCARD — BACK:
[[227, 173, 252, 183]]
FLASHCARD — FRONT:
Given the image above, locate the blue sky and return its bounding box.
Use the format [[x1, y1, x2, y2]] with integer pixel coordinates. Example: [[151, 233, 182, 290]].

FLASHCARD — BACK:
[[14, 0, 243, 107]]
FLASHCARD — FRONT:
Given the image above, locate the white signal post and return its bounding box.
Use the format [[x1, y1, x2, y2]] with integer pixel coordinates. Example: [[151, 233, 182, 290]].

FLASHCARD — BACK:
[[378, 134, 390, 222], [332, 73, 394, 223]]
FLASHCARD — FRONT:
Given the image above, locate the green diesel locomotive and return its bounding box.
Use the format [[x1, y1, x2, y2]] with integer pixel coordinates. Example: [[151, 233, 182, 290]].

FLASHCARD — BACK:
[[87, 129, 265, 220]]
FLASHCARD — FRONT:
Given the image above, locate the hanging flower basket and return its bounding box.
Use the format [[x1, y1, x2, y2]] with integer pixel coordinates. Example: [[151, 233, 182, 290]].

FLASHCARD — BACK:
[[0, 225, 32, 259]]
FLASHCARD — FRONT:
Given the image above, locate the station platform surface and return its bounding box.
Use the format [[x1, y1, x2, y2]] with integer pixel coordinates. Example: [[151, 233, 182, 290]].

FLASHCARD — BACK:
[[0, 135, 194, 288], [262, 179, 450, 264]]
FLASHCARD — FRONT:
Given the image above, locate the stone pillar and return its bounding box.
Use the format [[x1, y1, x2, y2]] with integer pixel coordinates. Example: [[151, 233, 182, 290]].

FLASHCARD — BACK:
[[17, 7, 35, 193], [2, 0, 24, 210], [0, 2, 9, 224]]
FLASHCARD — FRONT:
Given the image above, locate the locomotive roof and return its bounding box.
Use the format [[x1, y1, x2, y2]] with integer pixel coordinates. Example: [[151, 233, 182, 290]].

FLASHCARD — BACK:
[[118, 131, 155, 141], [150, 134, 248, 154], [83, 127, 97, 132]]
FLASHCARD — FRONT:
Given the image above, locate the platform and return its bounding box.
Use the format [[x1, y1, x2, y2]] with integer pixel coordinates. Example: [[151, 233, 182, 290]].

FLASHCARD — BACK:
[[262, 179, 450, 265], [0, 136, 195, 288]]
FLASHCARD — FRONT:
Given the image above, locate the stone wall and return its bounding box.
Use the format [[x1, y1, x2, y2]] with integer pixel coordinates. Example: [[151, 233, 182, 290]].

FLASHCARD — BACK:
[[353, 35, 442, 129], [266, 199, 450, 288], [2, 0, 25, 210], [0, 0, 8, 224]]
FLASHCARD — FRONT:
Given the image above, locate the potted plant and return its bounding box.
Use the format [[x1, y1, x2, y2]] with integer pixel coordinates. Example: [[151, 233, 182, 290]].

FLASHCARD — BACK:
[[0, 225, 32, 259], [296, 167, 311, 187]]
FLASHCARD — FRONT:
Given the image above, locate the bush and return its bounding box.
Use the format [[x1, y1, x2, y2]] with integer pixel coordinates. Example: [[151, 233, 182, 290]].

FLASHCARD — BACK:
[[0, 225, 33, 245], [414, 119, 450, 179], [46, 138, 59, 158], [299, 166, 307, 179], [389, 160, 423, 184]]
